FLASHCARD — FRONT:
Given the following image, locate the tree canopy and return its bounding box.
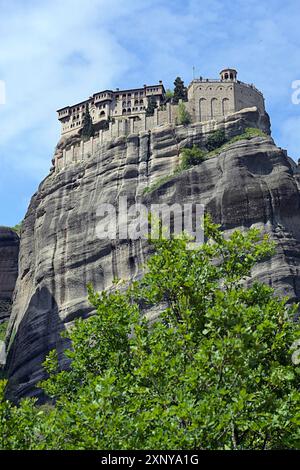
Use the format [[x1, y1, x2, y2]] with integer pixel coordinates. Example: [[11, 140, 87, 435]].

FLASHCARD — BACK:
[[173, 77, 188, 103], [1, 216, 299, 450]]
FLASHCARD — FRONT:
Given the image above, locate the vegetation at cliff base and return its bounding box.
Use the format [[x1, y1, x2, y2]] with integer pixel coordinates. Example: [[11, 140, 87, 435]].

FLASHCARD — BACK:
[[0, 216, 300, 450]]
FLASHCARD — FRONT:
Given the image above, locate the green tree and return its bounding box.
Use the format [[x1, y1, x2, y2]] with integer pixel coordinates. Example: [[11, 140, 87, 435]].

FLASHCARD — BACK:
[[165, 89, 174, 100], [1, 217, 300, 450], [146, 96, 157, 116], [81, 104, 94, 140], [180, 145, 206, 169], [177, 102, 191, 125], [206, 129, 227, 151], [173, 77, 187, 103]]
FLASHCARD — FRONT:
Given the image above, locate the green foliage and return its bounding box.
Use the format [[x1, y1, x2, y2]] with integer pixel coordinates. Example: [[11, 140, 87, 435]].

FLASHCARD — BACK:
[[177, 102, 191, 125], [0, 322, 8, 341], [81, 104, 94, 140], [180, 145, 206, 170], [143, 174, 175, 195], [206, 129, 227, 151], [206, 127, 267, 158], [146, 96, 157, 116], [1, 216, 300, 450], [11, 222, 22, 236], [173, 77, 188, 103], [165, 89, 174, 99], [144, 128, 268, 193]]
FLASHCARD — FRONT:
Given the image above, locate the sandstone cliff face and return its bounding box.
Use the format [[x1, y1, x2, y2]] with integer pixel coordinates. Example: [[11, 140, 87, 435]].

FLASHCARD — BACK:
[[5, 107, 300, 401], [0, 227, 19, 324]]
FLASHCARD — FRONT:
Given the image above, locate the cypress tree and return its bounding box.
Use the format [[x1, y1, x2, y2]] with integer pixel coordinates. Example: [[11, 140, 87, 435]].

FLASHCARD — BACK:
[[146, 96, 157, 116], [81, 104, 94, 140], [173, 77, 188, 103]]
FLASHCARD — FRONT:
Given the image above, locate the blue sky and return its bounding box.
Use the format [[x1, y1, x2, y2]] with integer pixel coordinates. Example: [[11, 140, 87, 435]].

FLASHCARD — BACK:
[[1, 0, 300, 226]]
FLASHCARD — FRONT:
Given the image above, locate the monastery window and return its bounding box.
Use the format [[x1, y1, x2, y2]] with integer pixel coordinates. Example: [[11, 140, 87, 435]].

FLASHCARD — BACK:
[[127, 108, 131, 113], [135, 99, 139, 105], [122, 109, 127, 115]]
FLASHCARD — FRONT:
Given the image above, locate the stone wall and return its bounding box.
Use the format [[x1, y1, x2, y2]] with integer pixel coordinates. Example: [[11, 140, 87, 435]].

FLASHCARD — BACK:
[[55, 103, 179, 171], [55, 104, 269, 173]]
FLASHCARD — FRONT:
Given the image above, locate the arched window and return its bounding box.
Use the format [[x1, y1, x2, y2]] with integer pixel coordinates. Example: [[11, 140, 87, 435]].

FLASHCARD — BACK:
[[210, 98, 219, 119], [135, 99, 139, 105], [199, 98, 206, 121], [127, 108, 131, 113], [140, 99, 143, 104], [100, 110, 105, 116], [222, 98, 230, 116], [122, 109, 127, 115]]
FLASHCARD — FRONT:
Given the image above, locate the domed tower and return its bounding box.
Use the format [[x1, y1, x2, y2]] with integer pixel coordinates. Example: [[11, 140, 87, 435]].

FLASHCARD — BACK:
[[220, 68, 237, 82]]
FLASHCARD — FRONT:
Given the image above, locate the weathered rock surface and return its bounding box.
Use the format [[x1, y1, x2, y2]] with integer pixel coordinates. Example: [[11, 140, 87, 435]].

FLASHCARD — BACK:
[[0, 227, 19, 324], [5, 107, 300, 401]]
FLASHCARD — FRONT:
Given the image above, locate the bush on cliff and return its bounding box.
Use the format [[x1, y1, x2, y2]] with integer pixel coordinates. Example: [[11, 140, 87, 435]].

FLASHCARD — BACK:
[[180, 145, 206, 169], [206, 129, 227, 151], [1, 216, 300, 450]]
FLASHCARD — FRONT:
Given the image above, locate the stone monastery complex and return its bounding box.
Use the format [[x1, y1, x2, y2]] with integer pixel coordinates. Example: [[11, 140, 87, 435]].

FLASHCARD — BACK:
[[54, 69, 266, 171]]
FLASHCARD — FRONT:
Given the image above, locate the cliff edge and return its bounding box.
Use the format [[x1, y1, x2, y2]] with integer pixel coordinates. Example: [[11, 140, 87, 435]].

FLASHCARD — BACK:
[[5, 107, 300, 401]]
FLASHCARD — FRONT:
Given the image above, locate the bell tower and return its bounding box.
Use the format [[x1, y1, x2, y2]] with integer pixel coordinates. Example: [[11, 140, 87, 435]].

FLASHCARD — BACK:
[[220, 68, 237, 81]]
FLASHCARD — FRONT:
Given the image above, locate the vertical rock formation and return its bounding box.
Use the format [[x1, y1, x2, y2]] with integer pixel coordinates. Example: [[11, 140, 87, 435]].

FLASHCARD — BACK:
[[0, 227, 19, 324], [0, 227, 19, 366], [4, 108, 300, 401]]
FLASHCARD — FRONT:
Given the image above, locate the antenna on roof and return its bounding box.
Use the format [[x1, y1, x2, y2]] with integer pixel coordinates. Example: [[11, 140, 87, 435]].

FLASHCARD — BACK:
[[192, 66, 195, 80]]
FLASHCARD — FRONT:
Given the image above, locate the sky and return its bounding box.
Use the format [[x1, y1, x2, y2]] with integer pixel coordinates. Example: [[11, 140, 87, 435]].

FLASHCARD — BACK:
[[1, 0, 300, 226]]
